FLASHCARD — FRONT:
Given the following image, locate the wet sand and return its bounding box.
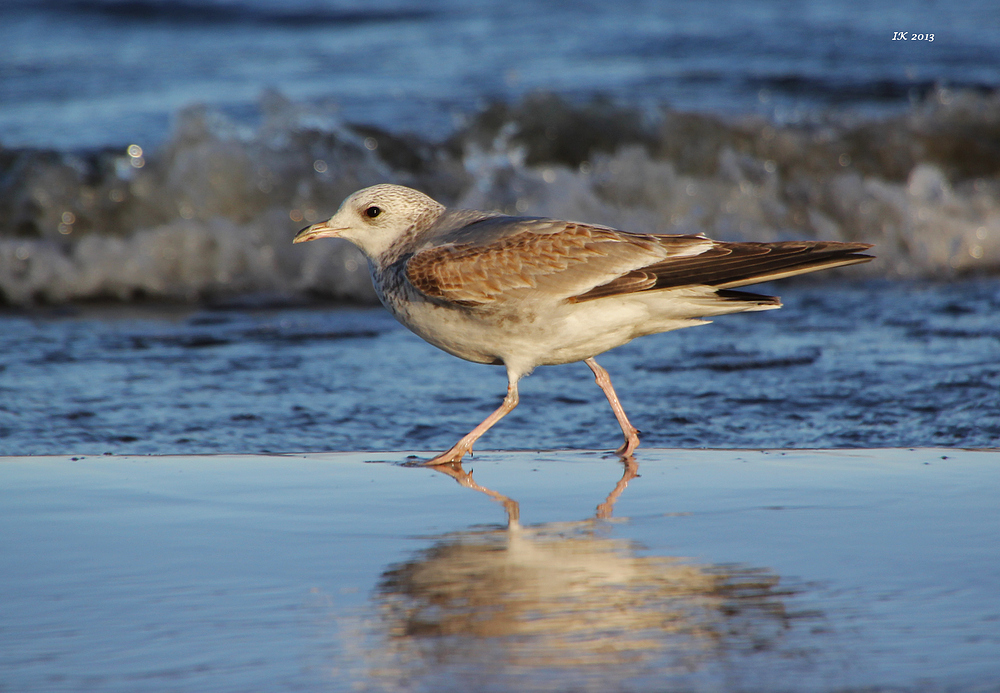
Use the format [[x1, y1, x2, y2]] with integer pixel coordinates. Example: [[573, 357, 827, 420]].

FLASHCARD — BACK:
[[2, 448, 997, 692]]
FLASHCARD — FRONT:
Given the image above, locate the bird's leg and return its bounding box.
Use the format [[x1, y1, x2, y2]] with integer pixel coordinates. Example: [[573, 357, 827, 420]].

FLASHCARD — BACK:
[[585, 357, 640, 457], [425, 378, 520, 466]]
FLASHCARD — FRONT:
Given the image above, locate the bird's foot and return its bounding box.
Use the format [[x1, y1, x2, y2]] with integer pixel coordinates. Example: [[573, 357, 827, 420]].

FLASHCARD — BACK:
[[614, 429, 641, 458], [419, 445, 471, 467]]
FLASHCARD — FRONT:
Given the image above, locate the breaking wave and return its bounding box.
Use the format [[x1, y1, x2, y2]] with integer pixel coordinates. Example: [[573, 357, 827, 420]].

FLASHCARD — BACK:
[[2, 87, 999, 306]]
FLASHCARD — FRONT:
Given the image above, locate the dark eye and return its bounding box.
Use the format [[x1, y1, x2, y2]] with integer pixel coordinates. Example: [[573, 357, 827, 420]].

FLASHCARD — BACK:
[[365, 206, 382, 219]]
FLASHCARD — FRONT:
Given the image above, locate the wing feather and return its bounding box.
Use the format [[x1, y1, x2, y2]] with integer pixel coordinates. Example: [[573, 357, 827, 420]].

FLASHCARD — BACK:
[[405, 219, 709, 306], [405, 214, 873, 308]]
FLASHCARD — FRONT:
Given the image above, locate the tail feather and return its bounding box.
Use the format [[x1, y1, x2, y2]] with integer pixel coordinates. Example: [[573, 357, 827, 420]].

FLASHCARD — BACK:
[[571, 240, 873, 304], [715, 288, 783, 308], [647, 241, 874, 291]]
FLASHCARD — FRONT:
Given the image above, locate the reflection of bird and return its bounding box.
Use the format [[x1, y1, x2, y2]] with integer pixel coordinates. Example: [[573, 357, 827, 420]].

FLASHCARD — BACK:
[[295, 184, 872, 464], [367, 522, 801, 687], [329, 458, 812, 688]]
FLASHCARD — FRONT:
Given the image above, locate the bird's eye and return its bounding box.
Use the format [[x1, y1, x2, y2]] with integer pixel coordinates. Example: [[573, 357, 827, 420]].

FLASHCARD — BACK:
[[365, 206, 382, 219]]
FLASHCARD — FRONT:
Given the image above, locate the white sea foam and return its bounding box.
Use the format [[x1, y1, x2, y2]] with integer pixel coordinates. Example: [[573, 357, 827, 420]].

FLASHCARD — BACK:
[[1, 90, 998, 305], [0, 213, 376, 304]]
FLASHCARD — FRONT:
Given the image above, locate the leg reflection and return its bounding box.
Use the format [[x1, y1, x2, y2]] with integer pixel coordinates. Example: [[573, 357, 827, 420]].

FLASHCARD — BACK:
[[431, 455, 639, 529], [429, 456, 640, 527], [596, 455, 639, 520], [431, 462, 521, 528]]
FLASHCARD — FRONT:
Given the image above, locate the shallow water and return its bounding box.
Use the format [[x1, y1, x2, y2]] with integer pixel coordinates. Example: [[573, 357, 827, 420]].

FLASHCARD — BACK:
[[2, 448, 998, 692], [1, 279, 998, 456]]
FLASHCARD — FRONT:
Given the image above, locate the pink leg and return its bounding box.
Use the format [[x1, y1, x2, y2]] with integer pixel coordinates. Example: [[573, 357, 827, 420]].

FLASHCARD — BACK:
[[425, 378, 520, 466], [585, 357, 640, 457]]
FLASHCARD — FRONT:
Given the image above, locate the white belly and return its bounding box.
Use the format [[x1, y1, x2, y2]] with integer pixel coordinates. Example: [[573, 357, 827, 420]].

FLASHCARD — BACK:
[[385, 290, 707, 377]]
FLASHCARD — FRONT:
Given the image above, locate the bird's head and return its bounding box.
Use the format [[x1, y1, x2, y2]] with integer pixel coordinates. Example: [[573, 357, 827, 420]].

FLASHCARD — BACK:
[[293, 184, 445, 259]]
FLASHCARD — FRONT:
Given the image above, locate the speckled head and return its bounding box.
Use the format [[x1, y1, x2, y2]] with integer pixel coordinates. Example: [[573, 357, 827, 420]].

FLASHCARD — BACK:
[[293, 184, 446, 260]]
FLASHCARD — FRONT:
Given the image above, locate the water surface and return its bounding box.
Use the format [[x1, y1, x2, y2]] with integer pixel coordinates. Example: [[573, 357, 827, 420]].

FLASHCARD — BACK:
[[1, 279, 998, 455], [3, 0, 997, 148], [2, 448, 997, 691]]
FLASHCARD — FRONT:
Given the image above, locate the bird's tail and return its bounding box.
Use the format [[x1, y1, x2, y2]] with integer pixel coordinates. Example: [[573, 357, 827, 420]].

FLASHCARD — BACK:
[[647, 240, 874, 291]]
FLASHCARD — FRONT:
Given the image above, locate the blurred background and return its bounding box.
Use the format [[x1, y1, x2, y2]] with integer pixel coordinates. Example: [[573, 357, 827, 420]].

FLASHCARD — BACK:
[[1, 0, 999, 455], [1, 0, 998, 304]]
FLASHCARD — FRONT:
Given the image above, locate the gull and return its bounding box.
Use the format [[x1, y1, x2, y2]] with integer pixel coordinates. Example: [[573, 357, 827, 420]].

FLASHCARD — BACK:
[[294, 184, 872, 465]]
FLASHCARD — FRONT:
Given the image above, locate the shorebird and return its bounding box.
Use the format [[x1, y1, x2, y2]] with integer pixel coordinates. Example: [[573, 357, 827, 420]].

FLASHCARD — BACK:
[[294, 184, 872, 464]]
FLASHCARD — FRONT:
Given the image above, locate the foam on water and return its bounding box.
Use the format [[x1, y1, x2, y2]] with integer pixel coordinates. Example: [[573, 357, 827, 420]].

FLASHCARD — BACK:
[[1, 89, 999, 305]]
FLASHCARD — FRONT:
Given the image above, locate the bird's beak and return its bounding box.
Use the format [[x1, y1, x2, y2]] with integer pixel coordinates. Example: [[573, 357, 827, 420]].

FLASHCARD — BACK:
[[293, 220, 343, 244]]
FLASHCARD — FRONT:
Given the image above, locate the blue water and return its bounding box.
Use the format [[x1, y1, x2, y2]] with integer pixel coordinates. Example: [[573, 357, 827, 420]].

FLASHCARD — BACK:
[[1, 0, 998, 149], [1, 1, 998, 456], [2, 279, 998, 456], [3, 449, 1000, 691]]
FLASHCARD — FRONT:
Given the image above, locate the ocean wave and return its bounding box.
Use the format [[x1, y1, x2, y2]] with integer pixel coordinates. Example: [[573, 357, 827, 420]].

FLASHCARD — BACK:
[[1, 88, 998, 305]]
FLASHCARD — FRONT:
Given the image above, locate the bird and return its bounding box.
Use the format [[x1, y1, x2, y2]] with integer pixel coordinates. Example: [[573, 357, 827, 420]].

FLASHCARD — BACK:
[[293, 184, 873, 465]]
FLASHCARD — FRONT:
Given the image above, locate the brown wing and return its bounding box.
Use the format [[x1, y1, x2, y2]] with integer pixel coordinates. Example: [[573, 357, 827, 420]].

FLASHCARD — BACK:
[[570, 240, 874, 303], [405, 220, 710, 306]]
